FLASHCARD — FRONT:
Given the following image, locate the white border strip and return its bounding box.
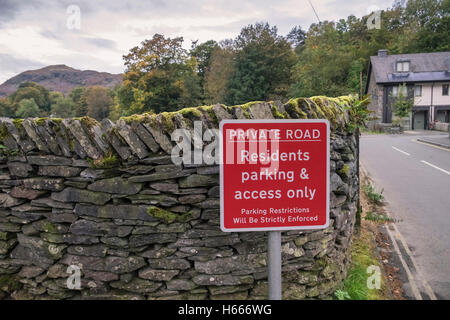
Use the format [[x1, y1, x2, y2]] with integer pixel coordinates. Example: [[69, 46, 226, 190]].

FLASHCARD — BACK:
[[219, 119, 330, 232]]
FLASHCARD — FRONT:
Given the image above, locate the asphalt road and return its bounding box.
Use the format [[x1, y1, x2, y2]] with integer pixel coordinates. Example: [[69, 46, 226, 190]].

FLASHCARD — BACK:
[[360, 131, 450, 300]]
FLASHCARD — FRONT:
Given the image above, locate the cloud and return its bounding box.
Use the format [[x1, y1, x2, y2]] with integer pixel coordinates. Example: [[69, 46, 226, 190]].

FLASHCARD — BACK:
[[0, 0, 396, 83], [0, 53, 44, 84]]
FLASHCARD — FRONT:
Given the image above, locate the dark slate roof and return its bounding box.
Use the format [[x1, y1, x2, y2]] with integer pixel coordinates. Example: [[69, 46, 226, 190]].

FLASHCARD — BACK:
[[370, 51, 450, 84]]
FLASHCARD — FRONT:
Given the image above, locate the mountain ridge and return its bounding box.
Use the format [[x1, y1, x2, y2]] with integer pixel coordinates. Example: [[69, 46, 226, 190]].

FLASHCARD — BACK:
[[0, 64, 123, 97]]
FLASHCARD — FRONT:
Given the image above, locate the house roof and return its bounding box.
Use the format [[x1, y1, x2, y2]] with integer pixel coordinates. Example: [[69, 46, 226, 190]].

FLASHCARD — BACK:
[[369, 51, 450, 85]]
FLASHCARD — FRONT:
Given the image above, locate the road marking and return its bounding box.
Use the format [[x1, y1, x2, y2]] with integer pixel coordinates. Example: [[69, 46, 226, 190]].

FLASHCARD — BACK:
[[391, 223, 438, 300], [392, 146, 410, 156], [384, 226, 423, 300], [421, 160, 450, 175], [413, 139, 450, 152]]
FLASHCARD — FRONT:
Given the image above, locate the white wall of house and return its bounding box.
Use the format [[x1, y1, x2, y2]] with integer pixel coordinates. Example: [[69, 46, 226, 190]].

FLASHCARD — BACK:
[[414, 83, 450, 106], [433, 83, 450, 106]]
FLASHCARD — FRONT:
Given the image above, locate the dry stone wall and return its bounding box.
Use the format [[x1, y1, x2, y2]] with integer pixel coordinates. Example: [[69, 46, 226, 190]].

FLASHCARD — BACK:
[[0, 97, 360, 300]]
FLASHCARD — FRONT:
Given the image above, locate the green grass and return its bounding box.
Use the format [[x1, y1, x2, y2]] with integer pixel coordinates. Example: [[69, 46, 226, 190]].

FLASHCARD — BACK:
[[364, 211, 395, 223], [334, 228, 386, 300], [363, 183, 384, 204]]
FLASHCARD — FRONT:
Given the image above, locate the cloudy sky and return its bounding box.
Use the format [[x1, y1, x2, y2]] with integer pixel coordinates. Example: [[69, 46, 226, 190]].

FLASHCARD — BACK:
[[0, 0, 394, 84]]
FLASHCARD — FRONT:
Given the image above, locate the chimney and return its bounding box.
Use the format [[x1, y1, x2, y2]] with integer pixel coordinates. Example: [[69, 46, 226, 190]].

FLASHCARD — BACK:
[[378, 49, 388, 57]]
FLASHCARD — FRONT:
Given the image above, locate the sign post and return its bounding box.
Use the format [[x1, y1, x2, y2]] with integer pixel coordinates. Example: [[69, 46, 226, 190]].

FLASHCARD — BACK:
[[220, 119, 330, 300], [268, 231, 281, 300]]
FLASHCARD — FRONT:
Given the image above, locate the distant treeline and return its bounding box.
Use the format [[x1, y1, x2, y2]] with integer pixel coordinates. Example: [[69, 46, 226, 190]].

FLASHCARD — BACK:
[[0, 0, 448, 120]]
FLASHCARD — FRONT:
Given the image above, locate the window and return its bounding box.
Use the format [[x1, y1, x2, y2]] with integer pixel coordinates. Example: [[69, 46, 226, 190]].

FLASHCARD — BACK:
[[392, 85, 407, 97], [443, 84, 449, 96], [414, 85, 422, 97], [396, 61, 410, 72]]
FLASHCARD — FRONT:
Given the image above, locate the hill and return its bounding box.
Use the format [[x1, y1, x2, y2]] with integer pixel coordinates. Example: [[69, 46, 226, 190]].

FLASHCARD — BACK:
[[0, 65, 123, 97]]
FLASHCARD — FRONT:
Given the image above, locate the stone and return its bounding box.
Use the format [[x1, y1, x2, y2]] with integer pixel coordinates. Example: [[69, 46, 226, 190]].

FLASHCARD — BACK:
[[10, 186, 46, 200], [209, 285, 252, 296], [140, 247, 176, 259], [138, 268, 179, 281], [248, 102, 274, 119], [18, 266, 45, 279], [101, 119, 132, 160], [31, 197, 74, 209], [23, 178, 65, 191], [27, 155, 72, 166], [149, 183, 179, 193], [131, 122, 160, 153], [87, 177, 143, 195], [0, 194, 25, 208], [60, 254, 105, 271], [178, 194, 206, 204], [52, 187, 111, 205], [75, 204, 154, 221], [179, 175, 219, 188], [212, 104, 233, 122], [127, 194, 178, 206], [64, 119, 103, 159], [194, 199, 220, 209], [110, 278, 162, 293], [21, 119, 50, 152], [105, 256, 146, 273], [192, 274, 254, 286], [37, 166, 82, 177], [142, 117, 173, 154], [147, 258, 191, 270], [7, 162, 33, 177], [128, 170, 192, 183], [69, 220, 133, 237], [166, 279, 197, 291], [66, 244, 108, 257], [197, 166, 219, 175], [207, 186, 220, 198], [41, 233, 99, 245], [116, 119, 150, 159], [195, 254, 266, 275], [129, 233, 177, 247], [83, 270, 119, 282], [210, 291, 248, 300], [120, 165, 154, 175], [31, 220, 69, 234]]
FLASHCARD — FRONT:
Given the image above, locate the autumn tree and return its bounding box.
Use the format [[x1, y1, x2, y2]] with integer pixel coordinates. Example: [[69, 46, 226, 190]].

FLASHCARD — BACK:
[[203, 40, 236, 104], [118, 34, 203, 115], [85, 86, 113, 120]]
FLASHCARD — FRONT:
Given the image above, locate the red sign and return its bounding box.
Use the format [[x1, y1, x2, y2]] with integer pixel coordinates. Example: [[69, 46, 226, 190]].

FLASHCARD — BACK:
[[220, 120, 330, 232]]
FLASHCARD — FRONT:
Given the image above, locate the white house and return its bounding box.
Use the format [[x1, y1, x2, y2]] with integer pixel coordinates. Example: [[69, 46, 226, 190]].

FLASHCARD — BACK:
[[365, 50, 450, 130]]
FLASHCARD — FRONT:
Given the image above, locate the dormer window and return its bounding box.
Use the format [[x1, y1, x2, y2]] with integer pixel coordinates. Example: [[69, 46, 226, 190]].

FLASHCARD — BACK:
[[396, 61, 410, 72]]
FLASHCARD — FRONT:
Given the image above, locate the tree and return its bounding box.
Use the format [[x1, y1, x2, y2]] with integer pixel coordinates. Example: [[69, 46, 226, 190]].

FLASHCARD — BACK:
[[50, 96, 76, 118], [0, 98, 14, 117], [226, 22, 297, 105], [85, 86, 113, 120], [69, 87, 88, 116], [203, 41, 236, 104], [15, 98, 40, 118], [287, 26, 307, 53], [392, 83, 413, 119], [190, 40, 219, 91], [118, 34, 203, 115], [10, 82, 51, 114]]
